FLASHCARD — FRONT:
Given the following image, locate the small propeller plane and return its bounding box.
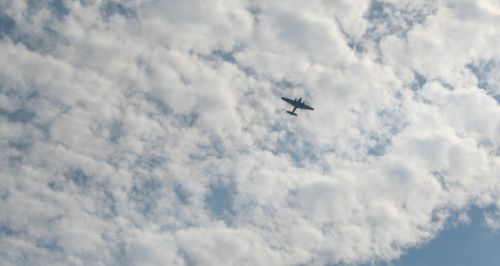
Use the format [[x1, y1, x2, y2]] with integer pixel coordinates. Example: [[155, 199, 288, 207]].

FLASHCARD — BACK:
[[281, 96, 314, 116]]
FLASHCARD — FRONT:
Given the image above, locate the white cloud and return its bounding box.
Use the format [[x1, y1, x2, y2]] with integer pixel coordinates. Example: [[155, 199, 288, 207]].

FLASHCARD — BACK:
[[1, 0, 500, 265]]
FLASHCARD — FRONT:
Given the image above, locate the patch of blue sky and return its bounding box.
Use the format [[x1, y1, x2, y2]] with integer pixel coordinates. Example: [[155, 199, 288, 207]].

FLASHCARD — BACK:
[[108, 120, 124, 143], [173, 184, 189, 205], [102, 1, 135, 18], [393, 206, 500, 266], [0, 188, 9, 201], [0, 108, 35, 123], [411, 72, 427, 91], [191, 136, 226, 160], [23, 0, 69, 19], [101, 189, 118, 219], [211, 49, 238, 64], [128, 178, 162, 217], [367, 138, 389, 156], [205, 182, 235, 225], [466, 61, 500, 103], [35, 236, 63, 253], [0, 7, 61, 52], [49, 0, 70, 19], [0, 222, 23, 238], [66, 169, 93, 189], [273, 132, 319, 167], [203, 48, 258, 78], [0, 13, 15, 39], [359, 0, 438, 59]]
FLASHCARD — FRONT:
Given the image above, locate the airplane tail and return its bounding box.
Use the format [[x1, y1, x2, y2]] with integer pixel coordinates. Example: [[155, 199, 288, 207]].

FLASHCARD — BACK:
[[286, 111, 297, 116]]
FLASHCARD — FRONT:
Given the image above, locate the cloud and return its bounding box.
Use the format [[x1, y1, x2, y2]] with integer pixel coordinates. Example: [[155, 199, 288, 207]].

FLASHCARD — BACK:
[[1, 0, 499, 265]]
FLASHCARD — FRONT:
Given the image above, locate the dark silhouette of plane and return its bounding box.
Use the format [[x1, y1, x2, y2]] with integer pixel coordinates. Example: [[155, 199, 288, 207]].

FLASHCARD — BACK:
[[281, 97, 314, 116]]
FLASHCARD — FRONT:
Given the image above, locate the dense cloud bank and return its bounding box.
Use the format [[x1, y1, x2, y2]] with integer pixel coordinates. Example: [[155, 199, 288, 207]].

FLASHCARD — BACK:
[[1, 0, 499, 265]]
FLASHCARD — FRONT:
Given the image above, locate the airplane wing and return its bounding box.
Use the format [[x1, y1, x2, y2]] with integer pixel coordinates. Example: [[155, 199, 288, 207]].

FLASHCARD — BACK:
[[281, 97, 296, 106], [301, 103, 314, 110]]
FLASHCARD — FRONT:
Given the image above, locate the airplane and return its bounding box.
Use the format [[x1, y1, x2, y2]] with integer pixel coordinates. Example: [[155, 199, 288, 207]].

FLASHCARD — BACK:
[[281, 96, 314, 116]]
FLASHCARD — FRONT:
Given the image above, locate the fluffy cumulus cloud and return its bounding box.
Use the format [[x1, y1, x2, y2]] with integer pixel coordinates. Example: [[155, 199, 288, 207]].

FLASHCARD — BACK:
[[1, 0, 499, 265]]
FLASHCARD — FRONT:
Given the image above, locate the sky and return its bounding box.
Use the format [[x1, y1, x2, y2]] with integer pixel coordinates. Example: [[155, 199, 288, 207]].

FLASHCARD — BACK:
[[0, 0, 499, 265], [395, 206, 500, 266]]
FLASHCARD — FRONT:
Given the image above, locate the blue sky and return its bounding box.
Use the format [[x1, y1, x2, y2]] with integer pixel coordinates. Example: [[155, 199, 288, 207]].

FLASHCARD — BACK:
[[395, 206, 500, 266], [1, 0, 500, 265]]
